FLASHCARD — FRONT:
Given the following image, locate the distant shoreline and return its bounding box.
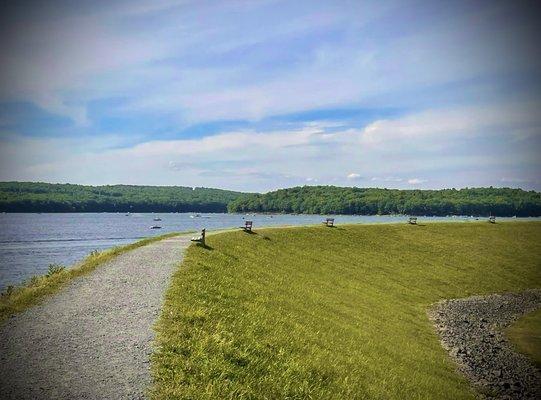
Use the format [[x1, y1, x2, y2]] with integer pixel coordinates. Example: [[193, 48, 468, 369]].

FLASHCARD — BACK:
[[2, 211, 541, 218], [2, 182, 540, 217]]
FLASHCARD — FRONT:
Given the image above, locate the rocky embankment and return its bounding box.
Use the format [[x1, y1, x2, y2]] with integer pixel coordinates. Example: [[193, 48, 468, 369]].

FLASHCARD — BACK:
[[429, 290, 541, 399]]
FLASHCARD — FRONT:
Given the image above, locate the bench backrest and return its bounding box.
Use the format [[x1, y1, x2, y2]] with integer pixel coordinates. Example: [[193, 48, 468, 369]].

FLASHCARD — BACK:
[[245, 220, 253, 227]]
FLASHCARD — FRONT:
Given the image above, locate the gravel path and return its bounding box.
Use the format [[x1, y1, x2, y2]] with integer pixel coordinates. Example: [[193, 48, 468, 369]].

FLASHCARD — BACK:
[[0, 235, 192, 400], [429, 290, 541, 399]]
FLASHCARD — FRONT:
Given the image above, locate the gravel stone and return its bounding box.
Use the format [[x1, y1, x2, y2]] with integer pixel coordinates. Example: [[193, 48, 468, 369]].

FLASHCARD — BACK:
[[428, 290, 541, 399], [0, 235, 191, 400]]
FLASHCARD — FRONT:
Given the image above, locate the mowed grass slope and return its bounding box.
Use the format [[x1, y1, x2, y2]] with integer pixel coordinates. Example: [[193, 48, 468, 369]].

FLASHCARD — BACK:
[[506, 307, 541, 367], [152, 222, 541, 400]]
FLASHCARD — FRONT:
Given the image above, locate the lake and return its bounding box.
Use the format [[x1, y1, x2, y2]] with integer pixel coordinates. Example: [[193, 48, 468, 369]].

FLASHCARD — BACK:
[[0, 213, 535, 289]]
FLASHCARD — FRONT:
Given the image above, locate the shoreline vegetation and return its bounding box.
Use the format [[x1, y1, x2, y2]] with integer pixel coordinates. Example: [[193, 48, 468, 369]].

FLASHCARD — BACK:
[[151, 222, 541, 399], [228, 186, 541, 217], [0, 182, 243, 213], [0, 232, 184, 323], [1, 182, 541, 217]]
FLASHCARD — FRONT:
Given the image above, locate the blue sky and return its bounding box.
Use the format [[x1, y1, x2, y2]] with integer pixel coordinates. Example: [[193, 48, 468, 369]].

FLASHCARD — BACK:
[[0, 0, 540, 192]]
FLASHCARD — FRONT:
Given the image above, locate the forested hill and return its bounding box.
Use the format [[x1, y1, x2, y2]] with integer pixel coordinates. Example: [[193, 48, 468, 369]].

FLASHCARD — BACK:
[[0, 182, 244, 212], [227, 186, 541, 217], [2, 182, 541, 216]]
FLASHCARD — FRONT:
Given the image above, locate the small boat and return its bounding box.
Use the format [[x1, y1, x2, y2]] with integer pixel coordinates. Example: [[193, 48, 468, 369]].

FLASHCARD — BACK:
[[125, 213, 130, 216], [150, 225, 162, 229], [153, 218, 162, 221], [190, 214, 201, 218]]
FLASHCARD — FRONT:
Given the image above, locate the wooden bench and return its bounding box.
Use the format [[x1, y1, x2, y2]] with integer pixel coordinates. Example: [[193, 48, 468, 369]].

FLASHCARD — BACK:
[[408, 217, 417, 225], [241, 220, 253, 232], [322, 218, 334, 227], [488, 216, 496, 224], [191, 228, 206, 245]]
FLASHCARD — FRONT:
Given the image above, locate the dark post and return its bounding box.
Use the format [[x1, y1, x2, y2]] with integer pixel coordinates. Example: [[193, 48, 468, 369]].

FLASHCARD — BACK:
[[201, 228, 206, 246]]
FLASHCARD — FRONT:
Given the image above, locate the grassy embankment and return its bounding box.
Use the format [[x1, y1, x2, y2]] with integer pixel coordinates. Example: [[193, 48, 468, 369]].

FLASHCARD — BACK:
[[152, 222, 541, 400], [0, 232, 184, 322], [506, 308, 541, 367]]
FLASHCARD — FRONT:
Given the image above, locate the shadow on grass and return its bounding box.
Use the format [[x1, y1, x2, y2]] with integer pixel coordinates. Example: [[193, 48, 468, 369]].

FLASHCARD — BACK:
[[323, 226, 347, 231], [196, 243, 214, 250]]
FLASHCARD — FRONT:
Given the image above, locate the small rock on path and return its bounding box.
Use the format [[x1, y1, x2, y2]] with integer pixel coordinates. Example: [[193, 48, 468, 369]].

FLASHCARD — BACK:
[[0, 235, 191, 400]]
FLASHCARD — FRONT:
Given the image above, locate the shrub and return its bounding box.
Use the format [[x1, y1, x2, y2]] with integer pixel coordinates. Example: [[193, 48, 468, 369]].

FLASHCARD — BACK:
[[46, 264, 65, 277], [1, 285, 14, 297]]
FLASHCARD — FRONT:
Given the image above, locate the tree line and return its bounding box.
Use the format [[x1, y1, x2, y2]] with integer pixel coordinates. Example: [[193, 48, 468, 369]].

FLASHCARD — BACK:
[[0, 182, 243, 213], [2, 182, 540, 216], [227, 186, 541, 217]]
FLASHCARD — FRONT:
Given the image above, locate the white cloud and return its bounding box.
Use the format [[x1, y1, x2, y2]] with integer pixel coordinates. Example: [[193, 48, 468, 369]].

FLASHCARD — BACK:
[[3, 1, 538, 126], [1, 102, 540, 191], [360, 102, 541, 151], [500, 177, 529, 184], [0, 8, 172, 123], [371, 176, 403, 182]]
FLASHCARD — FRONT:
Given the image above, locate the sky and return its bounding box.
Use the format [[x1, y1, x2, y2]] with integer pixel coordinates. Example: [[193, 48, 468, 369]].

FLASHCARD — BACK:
[[0, 0, 540, 192]]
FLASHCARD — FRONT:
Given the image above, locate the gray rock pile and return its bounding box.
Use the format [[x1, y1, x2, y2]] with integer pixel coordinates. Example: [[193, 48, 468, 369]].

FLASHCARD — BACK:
[[429, 289, 541, 399]]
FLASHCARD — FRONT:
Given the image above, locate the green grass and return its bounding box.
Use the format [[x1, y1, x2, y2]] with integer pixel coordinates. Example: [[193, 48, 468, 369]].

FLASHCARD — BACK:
[[0, 232, 184, 323], [151, 222, 541, 400], [506, 308, 541, 367]]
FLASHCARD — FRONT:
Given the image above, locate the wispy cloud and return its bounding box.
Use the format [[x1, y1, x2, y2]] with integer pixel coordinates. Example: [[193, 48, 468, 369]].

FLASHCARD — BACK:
[[371, 177, 403, 182], [2, 101, 539, 191], [407, 178, 427, 185], [0, 1, 540, 190]]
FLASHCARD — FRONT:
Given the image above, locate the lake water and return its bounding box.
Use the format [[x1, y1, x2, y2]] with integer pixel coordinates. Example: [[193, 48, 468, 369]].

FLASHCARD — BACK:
[[0, 213, 536, 290]]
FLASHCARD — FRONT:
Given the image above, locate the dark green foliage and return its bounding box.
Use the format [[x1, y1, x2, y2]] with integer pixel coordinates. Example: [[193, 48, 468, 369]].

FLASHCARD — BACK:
[[46, 264, 65, 277], [2, 182, 540, 216], [228, 186, 541, 217], [0, 182, 244, 213]]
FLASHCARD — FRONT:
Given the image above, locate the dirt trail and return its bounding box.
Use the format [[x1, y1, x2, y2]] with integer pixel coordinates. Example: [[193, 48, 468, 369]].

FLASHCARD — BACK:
[[0, 235, 191, 400]]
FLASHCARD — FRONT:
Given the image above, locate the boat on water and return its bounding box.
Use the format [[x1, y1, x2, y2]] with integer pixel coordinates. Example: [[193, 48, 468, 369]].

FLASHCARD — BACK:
[[153, 218, 162, 221], [190, 214, 202, 218], [150, 225, 162, 229]]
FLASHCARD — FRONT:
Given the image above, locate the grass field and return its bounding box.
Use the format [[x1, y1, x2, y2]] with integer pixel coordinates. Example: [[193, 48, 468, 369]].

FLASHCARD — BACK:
[[506, 307, 541, 367], [0, 232, 183, 323], [151, 222, 541, 399]]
